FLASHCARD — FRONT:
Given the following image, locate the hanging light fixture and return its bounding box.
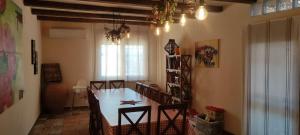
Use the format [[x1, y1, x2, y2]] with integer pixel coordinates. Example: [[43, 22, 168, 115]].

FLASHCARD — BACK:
[[180, 13, 186, 26], [164, 21, 170, 32], [180, 0, 186, 26], [156, 27, 160, 36], [104, 13, 130, 43], [195, 0, 208, 21], [151, 0, 177, 34], [126, 33, 130, 38]]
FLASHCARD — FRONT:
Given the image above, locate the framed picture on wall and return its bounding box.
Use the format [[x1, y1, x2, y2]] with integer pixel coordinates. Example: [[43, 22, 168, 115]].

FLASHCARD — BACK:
[[0, 0, 24, 114], [34, 51, 38, 75], [31, 39, 35, 64], [195, 39, 220, 68]]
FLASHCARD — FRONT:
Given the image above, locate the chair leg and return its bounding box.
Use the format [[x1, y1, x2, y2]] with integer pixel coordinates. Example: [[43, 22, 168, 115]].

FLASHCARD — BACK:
[[89, 113, 93, 135], [90, 113, 100, 135], [71, 92, 76, 113], [100, 116, 104, 135]]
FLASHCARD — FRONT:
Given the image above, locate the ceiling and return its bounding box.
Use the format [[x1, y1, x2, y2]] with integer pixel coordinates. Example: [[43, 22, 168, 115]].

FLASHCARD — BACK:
[[23, 0, 256, 25]]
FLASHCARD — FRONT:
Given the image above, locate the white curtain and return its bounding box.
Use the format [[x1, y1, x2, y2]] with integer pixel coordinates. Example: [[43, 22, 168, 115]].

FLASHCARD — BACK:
[[94, 24, 149, 81], [247, 17, 299, 135]]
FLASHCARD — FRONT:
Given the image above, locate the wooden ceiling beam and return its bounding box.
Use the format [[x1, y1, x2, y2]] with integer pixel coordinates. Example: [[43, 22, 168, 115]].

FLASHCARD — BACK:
[[37, 16, 152, 25], [79, 0, 158, 5], [31, 9, 152, 22], [79, 0, 223, 12], [32, 9, 180, 22], [212, 0, 257, 4], [24, 0, 152, 15], [203, 5, 223, 12]]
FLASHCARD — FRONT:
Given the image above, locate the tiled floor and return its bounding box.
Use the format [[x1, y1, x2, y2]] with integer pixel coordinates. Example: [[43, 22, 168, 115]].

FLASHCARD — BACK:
[[29, 108, 90, 135]]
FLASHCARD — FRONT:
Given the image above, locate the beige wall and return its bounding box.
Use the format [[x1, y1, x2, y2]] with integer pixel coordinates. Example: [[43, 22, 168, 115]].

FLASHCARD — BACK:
[[41, 22, 158, 106], [155, 4, 250, 135], [41, 22, 94, 106], [0, 0, 42, 134]]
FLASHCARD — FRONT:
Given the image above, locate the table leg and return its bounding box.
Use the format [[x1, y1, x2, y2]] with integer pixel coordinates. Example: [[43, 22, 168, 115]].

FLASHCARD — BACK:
[[71, 92, 75, 113]]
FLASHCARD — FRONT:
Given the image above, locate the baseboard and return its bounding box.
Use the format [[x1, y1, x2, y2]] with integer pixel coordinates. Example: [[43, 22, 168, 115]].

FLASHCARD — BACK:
[[64, 106, 89, 111]]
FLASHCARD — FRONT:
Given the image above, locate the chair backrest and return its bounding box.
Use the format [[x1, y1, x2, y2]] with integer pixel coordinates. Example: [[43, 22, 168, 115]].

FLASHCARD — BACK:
[[86, 88, 103, 135], [159, 92, 172, 105], [118, 106, 151, 135], [137, 84, 145, 95], [136, 83, 142, 93], [156, 104, 187, 135], [143, 87, 151, 98], [150, 88, 160, 102], [109, 80, 125, 89], [90, 81, 106, 90], [86, 88, 100, 115]]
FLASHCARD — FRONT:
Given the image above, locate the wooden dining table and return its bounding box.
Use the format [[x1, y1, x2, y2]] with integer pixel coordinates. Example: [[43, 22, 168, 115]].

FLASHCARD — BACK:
[[92, 88, 184, 135]]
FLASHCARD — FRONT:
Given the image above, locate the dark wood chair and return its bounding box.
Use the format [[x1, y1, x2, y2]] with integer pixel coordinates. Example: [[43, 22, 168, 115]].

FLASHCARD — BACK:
[[150, 88, 160, 102], [135, 82, 143, 94], [90, 81, 106, 90], [109, 80, 125, 89], [118, 106, 151, 135], [87, 88, 104, 135], [159, 92, 172, 104], [156, 104, 187, 135], [143, 87, 151, 98], [138, 84, 146, 95]]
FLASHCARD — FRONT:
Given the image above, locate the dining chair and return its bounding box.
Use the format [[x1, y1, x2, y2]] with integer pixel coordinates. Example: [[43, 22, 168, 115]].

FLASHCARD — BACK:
[[118, 106, 151, 135], [87, 88, 104, 135], [109, 80, 125, 89], [159, 92, 172, 105], [137, 84, 145, 95], [135, 82, 142, 93], [149, 88, 160, 103], [90, 81, 106, 90], [156, 104, 188, 135], [143, 87, 151, 98]]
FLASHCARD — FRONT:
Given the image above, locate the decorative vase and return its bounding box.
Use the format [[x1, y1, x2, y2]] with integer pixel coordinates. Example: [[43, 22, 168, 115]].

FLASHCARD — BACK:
[[164, 39, 179, 55]]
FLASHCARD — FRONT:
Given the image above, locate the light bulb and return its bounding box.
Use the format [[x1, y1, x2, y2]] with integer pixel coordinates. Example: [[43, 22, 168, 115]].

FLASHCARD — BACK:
[[195, 5, 208, 21], [118, 39, 121, 44], [164, 21, 170, 32], [126, 33, 130, 38], [180, 13, 186, 26], [155, 27, 160, 36]]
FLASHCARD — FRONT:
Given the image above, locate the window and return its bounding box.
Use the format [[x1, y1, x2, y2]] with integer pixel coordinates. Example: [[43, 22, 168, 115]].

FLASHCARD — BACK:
[[97, 43, 148, 81], [251, 0, 295, 16]]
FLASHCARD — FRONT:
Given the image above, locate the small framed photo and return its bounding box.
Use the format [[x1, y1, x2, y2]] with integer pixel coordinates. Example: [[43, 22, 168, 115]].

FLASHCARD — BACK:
[[31, 39, 35, 64], [34, 51, 38, 75]]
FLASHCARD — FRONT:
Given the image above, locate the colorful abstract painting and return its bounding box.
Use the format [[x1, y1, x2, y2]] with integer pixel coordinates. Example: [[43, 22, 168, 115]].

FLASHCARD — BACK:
[[195, 39, 220, 68], [0, 0, 23, 113]]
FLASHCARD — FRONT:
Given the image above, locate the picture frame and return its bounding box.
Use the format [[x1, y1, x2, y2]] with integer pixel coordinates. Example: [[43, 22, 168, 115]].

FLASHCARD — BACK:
[[34, 51, 38, 75], [195, 39, 220, 68], [31, 39, 35, 64]]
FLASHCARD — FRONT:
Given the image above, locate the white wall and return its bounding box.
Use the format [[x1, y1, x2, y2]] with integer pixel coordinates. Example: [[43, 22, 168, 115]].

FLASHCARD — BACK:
[[0, 0, 42, 134], [155, 4, 250, 135]]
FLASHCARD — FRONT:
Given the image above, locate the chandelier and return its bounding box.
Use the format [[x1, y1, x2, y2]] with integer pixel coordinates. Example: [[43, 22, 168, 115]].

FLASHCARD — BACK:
[[151, 0, 208, 35], [104, 15, 130, 44], [151, 0, 177, 31]]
